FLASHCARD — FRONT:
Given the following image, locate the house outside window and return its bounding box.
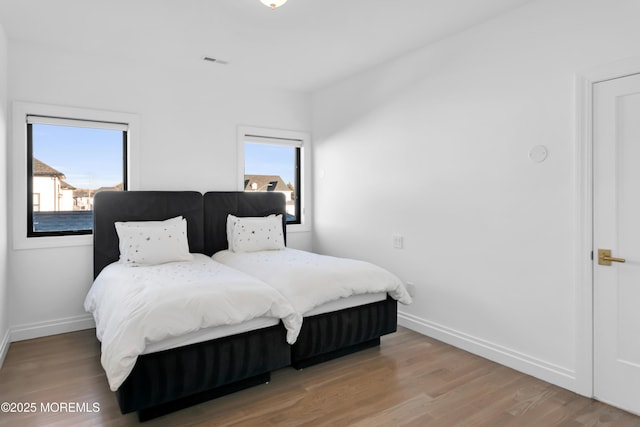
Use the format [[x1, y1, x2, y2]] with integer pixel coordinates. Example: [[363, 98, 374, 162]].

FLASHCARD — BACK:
[[33, 193, 40, 212]]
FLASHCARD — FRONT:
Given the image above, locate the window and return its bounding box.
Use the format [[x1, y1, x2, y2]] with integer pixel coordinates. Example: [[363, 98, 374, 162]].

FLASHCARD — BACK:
[[26, 116, 128, 237], [238, 126, 310, 230]]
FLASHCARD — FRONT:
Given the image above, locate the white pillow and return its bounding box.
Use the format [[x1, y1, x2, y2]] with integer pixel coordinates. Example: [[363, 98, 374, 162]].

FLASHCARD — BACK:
[[226, 214, 237, 252], [115, 216, 192, 266], [226, 214, 285, 253]]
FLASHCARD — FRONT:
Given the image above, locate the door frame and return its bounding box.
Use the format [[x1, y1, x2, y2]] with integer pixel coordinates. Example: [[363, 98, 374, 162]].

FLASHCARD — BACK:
[[575, 57, 640, 397]]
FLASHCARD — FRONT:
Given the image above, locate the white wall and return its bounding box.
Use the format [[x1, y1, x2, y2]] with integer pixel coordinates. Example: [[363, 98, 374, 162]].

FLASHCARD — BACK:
[[311, 0, 640, 395], [7, 40, 312, 340], [0, 23, 9, 364]]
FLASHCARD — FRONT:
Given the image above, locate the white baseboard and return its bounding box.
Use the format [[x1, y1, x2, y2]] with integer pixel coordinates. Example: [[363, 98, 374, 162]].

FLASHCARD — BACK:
[[398, 311, 579, 393], [10, 314, 95, 342], [0, 328, 10, 369]]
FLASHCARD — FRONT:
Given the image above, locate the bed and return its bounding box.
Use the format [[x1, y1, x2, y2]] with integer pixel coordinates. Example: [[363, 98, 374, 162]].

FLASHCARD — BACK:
[[205, 192, 412, 369], [88, 191, 298, 421], [88, 190, 409, 420]]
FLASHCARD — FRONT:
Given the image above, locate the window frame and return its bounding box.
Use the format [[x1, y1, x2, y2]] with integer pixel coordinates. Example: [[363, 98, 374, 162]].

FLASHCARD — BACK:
[[26, 115, 129, 238], [12, 102, 139, 250], [237, 126, 311, 232]]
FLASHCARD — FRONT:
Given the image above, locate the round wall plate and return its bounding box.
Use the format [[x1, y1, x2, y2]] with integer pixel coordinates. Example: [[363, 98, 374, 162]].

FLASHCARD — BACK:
[[528, 145, 548, 163]]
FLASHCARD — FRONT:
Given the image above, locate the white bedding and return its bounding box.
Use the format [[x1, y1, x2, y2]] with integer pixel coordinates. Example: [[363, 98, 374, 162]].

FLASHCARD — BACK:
[[213, 248, 412, 315], [84, 254, 302, 391]]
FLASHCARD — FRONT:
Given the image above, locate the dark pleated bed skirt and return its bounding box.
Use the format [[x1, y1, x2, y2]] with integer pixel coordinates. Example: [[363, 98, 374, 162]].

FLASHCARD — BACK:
[[114, 297, 397, 420], [116, 324, 290, 420], [292, 296, 398, 369]]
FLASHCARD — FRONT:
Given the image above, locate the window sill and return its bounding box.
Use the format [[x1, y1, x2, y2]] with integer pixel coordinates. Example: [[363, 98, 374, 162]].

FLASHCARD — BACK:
[[13, 234, 92, 250], [286, 223, 311, 233]]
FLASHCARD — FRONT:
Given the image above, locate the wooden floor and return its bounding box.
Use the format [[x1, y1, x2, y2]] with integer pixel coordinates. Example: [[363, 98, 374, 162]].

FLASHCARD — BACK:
[[0, 328, 638, 426]]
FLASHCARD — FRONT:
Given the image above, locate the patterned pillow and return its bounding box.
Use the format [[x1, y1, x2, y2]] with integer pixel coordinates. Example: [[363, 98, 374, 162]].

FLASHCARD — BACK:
[[115, 216, 192, 266], [227, 214, 285, 253]]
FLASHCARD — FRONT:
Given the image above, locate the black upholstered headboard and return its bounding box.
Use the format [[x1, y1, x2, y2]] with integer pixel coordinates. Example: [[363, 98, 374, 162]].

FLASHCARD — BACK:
[[93, 191, 204, 278], [92, 190, 287, 278], [203, 191, 287, 255]]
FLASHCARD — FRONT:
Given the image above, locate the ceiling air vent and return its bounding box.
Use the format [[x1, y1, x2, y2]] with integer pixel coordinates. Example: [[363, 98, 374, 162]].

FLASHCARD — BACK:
[[203, 57, 228, 65]]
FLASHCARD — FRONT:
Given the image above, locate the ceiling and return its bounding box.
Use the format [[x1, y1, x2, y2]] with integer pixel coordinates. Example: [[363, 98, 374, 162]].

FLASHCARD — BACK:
[[0, 0, 535, 92]]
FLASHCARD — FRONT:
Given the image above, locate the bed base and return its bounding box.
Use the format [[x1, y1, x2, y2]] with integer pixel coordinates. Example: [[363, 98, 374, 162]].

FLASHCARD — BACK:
[[137, 372, 270, 421], [293, 338, 381, 370], [292, 297, 397, 369], [117, 298, 397, 419], [115, 324, 290, 421]]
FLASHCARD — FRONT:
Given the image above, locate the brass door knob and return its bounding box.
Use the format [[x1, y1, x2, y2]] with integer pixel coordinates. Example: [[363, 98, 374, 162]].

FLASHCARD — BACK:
[[598, 249, 626, 266]]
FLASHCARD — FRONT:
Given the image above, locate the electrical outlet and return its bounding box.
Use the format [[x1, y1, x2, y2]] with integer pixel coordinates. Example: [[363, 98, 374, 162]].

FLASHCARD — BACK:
[[392, 234, 403, 249], [406, 281, 416, 297]]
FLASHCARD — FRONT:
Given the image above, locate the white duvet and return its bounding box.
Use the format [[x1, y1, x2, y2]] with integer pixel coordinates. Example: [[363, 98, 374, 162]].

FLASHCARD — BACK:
[[213, 248, 412, 314], [84, 254, 302, 391]]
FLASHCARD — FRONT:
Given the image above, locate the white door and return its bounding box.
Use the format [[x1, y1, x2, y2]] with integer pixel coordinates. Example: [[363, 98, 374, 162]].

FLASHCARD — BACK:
[[593, 73, 640, 415]]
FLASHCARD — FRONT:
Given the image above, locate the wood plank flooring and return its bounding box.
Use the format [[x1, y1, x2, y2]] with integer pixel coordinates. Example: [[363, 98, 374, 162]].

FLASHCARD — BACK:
[[0, 327, 638, 426]]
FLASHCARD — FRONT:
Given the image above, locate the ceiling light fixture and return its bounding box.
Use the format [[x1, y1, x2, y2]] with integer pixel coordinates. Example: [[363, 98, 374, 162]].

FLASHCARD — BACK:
[[260, 0, 287, 9]]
